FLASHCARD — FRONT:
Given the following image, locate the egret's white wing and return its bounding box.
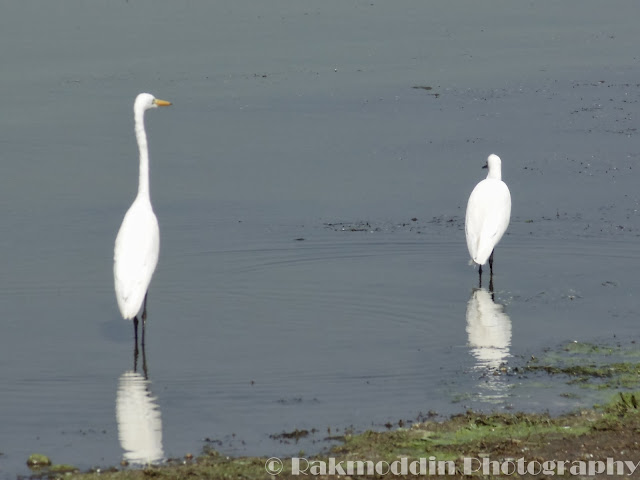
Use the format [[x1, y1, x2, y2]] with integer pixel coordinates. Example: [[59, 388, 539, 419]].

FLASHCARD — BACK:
[[465, 179, 511, 265], [114, 198, 160, 319]]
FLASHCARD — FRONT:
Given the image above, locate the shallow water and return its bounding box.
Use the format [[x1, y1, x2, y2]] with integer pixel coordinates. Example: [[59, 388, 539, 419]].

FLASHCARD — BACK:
[[1, 1, 640, 477]]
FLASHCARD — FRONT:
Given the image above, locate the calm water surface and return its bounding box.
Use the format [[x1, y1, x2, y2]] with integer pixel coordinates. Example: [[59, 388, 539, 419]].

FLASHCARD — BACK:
[[1, 1, 640, 477]]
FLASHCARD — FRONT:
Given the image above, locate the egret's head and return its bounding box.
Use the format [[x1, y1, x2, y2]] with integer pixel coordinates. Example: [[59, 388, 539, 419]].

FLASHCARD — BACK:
[[134, 93, 172, 113], [487, 154, 501, 168], [485, 154, 502, 179]]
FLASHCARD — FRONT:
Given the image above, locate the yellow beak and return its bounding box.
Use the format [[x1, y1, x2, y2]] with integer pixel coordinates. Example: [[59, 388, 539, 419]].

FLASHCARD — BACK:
[[154, 99, 172, 107]]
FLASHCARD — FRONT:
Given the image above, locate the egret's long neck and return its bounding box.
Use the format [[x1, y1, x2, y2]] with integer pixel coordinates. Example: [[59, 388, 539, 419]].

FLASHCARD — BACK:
[[487, 164, 502, 180], [134, 108, 151, 199]]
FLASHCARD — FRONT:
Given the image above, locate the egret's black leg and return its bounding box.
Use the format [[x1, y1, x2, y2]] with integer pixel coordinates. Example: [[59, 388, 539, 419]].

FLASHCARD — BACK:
[[133, 316, 139, 347], [142, 293, 148, 321], [141, 293, 148, 348], [140, 293, 149, 377], [133, 316, 140, 372], [488, 251, 495, 299], [478, 264, 483, 288], [489, 250, 494, 275]]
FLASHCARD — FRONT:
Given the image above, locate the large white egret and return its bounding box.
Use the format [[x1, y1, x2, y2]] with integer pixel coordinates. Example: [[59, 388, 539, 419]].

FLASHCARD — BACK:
[[114, 93, 171, 345], [465, 154, 511, 284]]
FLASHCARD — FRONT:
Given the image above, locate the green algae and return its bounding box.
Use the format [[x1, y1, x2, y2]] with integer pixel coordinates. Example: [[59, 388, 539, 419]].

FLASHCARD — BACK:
[[521, 340, 640, 391], [58, 393, 640, 480], [27, 453, 52, 467]]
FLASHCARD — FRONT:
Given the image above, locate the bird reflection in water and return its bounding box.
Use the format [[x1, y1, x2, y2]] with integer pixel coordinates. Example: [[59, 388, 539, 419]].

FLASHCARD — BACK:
[[116, 344, 164, 466], [465, 283, 512, 402]]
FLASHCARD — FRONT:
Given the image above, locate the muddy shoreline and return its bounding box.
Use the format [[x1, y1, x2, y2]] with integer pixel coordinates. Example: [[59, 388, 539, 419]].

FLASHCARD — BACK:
[[27, 392, 640, 480], [26, 340, 640, 479]]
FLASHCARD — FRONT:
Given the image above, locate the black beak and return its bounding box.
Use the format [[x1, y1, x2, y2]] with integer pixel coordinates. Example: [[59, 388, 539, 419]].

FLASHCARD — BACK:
[[482, 163, 488, 169]]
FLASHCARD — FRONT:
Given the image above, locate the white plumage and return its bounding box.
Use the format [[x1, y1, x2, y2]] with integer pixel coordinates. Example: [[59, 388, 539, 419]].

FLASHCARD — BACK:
[[114, 93, 171, 322], [465, 154, 511, 272], [114, 199, 160, 319]]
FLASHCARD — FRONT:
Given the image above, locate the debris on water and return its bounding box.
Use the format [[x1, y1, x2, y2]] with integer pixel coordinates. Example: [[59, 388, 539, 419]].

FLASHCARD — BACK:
[[48, 464, 80, 474], [412, 85, 441, 97], [270, 429, 310, 442], [324, 221, 372, 232], [26, 453, 51, 468]]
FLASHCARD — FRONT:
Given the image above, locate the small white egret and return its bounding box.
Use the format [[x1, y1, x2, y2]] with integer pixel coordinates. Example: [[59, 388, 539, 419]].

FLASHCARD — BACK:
[[465, 154, 511, 284], [114, 93, 171, 345]]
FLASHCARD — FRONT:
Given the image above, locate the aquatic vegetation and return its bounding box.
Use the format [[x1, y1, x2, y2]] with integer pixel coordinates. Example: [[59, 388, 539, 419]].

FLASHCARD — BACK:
[[26, 453, 51, 467], [520, 341, 640, 390], [62, 393, 640, 479]]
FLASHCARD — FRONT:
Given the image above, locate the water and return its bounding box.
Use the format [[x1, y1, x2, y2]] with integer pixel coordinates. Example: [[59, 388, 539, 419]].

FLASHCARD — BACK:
[[1, 1, 640, 477]]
